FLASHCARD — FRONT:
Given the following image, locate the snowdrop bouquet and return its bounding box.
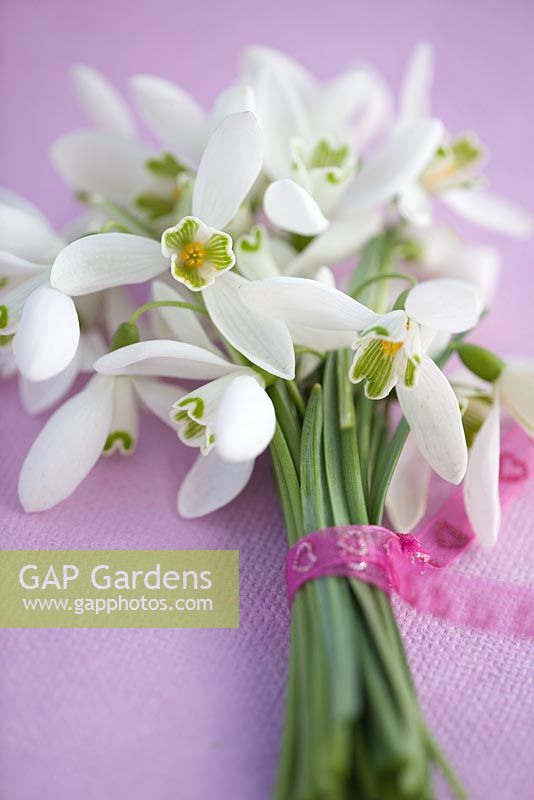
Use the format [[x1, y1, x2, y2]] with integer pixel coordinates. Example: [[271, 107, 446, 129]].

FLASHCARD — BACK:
[[2, 42, 533, 799]]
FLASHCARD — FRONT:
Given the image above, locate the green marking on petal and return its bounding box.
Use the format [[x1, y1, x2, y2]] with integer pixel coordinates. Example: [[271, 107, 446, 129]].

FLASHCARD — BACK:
[[204, 231, 235, 271], [0, 278, 8, 289], [309, 139, 350, 169], [0, 333, 14, 347], [350, 339, 401, 399], [177, 396, 205, 420], [361, 325, 391, 337], [103, 430, 134, 454], [0, 305, 8, 330], [404, 354, 421, 388], [163, 216, 200, 253], [183, 420, 205, 441], [238, 225, 263, 253], [172, 258, 207, 290]]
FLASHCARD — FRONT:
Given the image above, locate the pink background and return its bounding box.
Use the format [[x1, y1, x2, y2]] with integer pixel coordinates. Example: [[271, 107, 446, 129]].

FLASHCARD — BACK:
[[1, 0, 533, 798]]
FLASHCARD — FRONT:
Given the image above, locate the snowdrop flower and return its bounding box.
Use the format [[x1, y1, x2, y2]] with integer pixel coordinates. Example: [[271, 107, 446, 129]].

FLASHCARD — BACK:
[[241, 45, 391, 182], [240, 276, 482, 482], [397, 43, 533, 237], [93, 339, 276, 518], [18, 285, 183, 512], [387, 358, 533, 546], [0, 197, 86, 381], [160, 111, 263, 292], [53, 65, 256, 218], [262, 118, 444, 276]]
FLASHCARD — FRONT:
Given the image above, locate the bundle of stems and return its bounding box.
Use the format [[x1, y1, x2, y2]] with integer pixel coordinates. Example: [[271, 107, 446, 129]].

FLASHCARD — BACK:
[[268, 234, 466, 800]]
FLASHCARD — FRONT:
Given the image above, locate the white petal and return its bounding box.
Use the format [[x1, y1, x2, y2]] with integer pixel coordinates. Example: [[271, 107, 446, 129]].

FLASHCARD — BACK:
[[0, 251, 49, 279], [77, 329, 107, 370], [463, 398, 501, 546], [0, 203, 63, 262], [103, 286, 136, 336], [104, 377, 139, 455], [241, 45, 316, 99], [192, 112, 263, 229], [263, 179, 329, 236], [51, 234, 167, 296], [13, 287, 80, 381], [398, 182, 433, 226], [397, 354, 467, 483], [399, 42, 434, 122], [406, 278, 483, 333], [132, 377, 185, 429], [178, 450, 255, 518], [253, 66, 309, 178], [94, 340, 235, 381], [386, 432, 431, 531], [343, 119, 444, 213], [215, 374, 275, 461], [0, 271, 50, 334], [313, 67, 391, 148], [18, 374, 114, 512], [209, 85, 256, 132], [289, 324, 355, 351], [0, 343, 16, 378], [286, 213, 381, 277], [419, 227, 500, 306], [150, 279, 222, 354], [51, 131, 161, 204], [130, 75, 207, 165], [203, 272, 295, 379], [442, 189, 533, 239], [20, 351, 81, 415], [499, 363, 534, 436], [72, 64, 136, 136], [0, 189, 51, 224], [239, 276, 377, 332], [235, 224, 282, 280]]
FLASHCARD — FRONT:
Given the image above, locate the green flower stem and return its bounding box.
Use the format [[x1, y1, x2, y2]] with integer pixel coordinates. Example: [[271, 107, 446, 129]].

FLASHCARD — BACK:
[[128, 299, 208, 326], [336, 350, 368, 524], [268, 382, 301, 476], [286, 380, 306, 418], [369, 418, 410, 524]]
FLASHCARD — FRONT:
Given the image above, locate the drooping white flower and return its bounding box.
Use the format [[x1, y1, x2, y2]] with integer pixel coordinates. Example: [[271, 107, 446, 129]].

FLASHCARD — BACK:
[[396, 43, 533, 238], [261, 118, 444, 275], [387, 361, 533, 546], [53, 65, 257, 217], [240, 45, 391, 181], [240, 276, 482, 483], [17, 287, 185, 512], [93, 338, 277, 517], [0, 197, 86, 381], [464, 362, 533, 545]]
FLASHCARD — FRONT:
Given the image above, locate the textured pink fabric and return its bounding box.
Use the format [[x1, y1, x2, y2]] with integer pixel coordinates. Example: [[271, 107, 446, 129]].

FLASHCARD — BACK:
[[1, 1, 534, 799]]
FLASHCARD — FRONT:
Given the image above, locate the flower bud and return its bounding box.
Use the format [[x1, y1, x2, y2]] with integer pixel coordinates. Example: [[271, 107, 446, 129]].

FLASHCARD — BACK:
[[455, 343, 505, 382], [109, 322, 140, 353]]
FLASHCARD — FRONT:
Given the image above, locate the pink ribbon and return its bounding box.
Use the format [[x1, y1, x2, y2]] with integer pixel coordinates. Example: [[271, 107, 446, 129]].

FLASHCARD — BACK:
[[286, 426, 534, 638]]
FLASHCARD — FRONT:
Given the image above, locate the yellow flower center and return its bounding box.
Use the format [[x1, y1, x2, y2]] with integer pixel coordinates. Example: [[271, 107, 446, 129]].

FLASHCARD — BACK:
[[180, 241, 206, 269], [380, 340, 403, 356]]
